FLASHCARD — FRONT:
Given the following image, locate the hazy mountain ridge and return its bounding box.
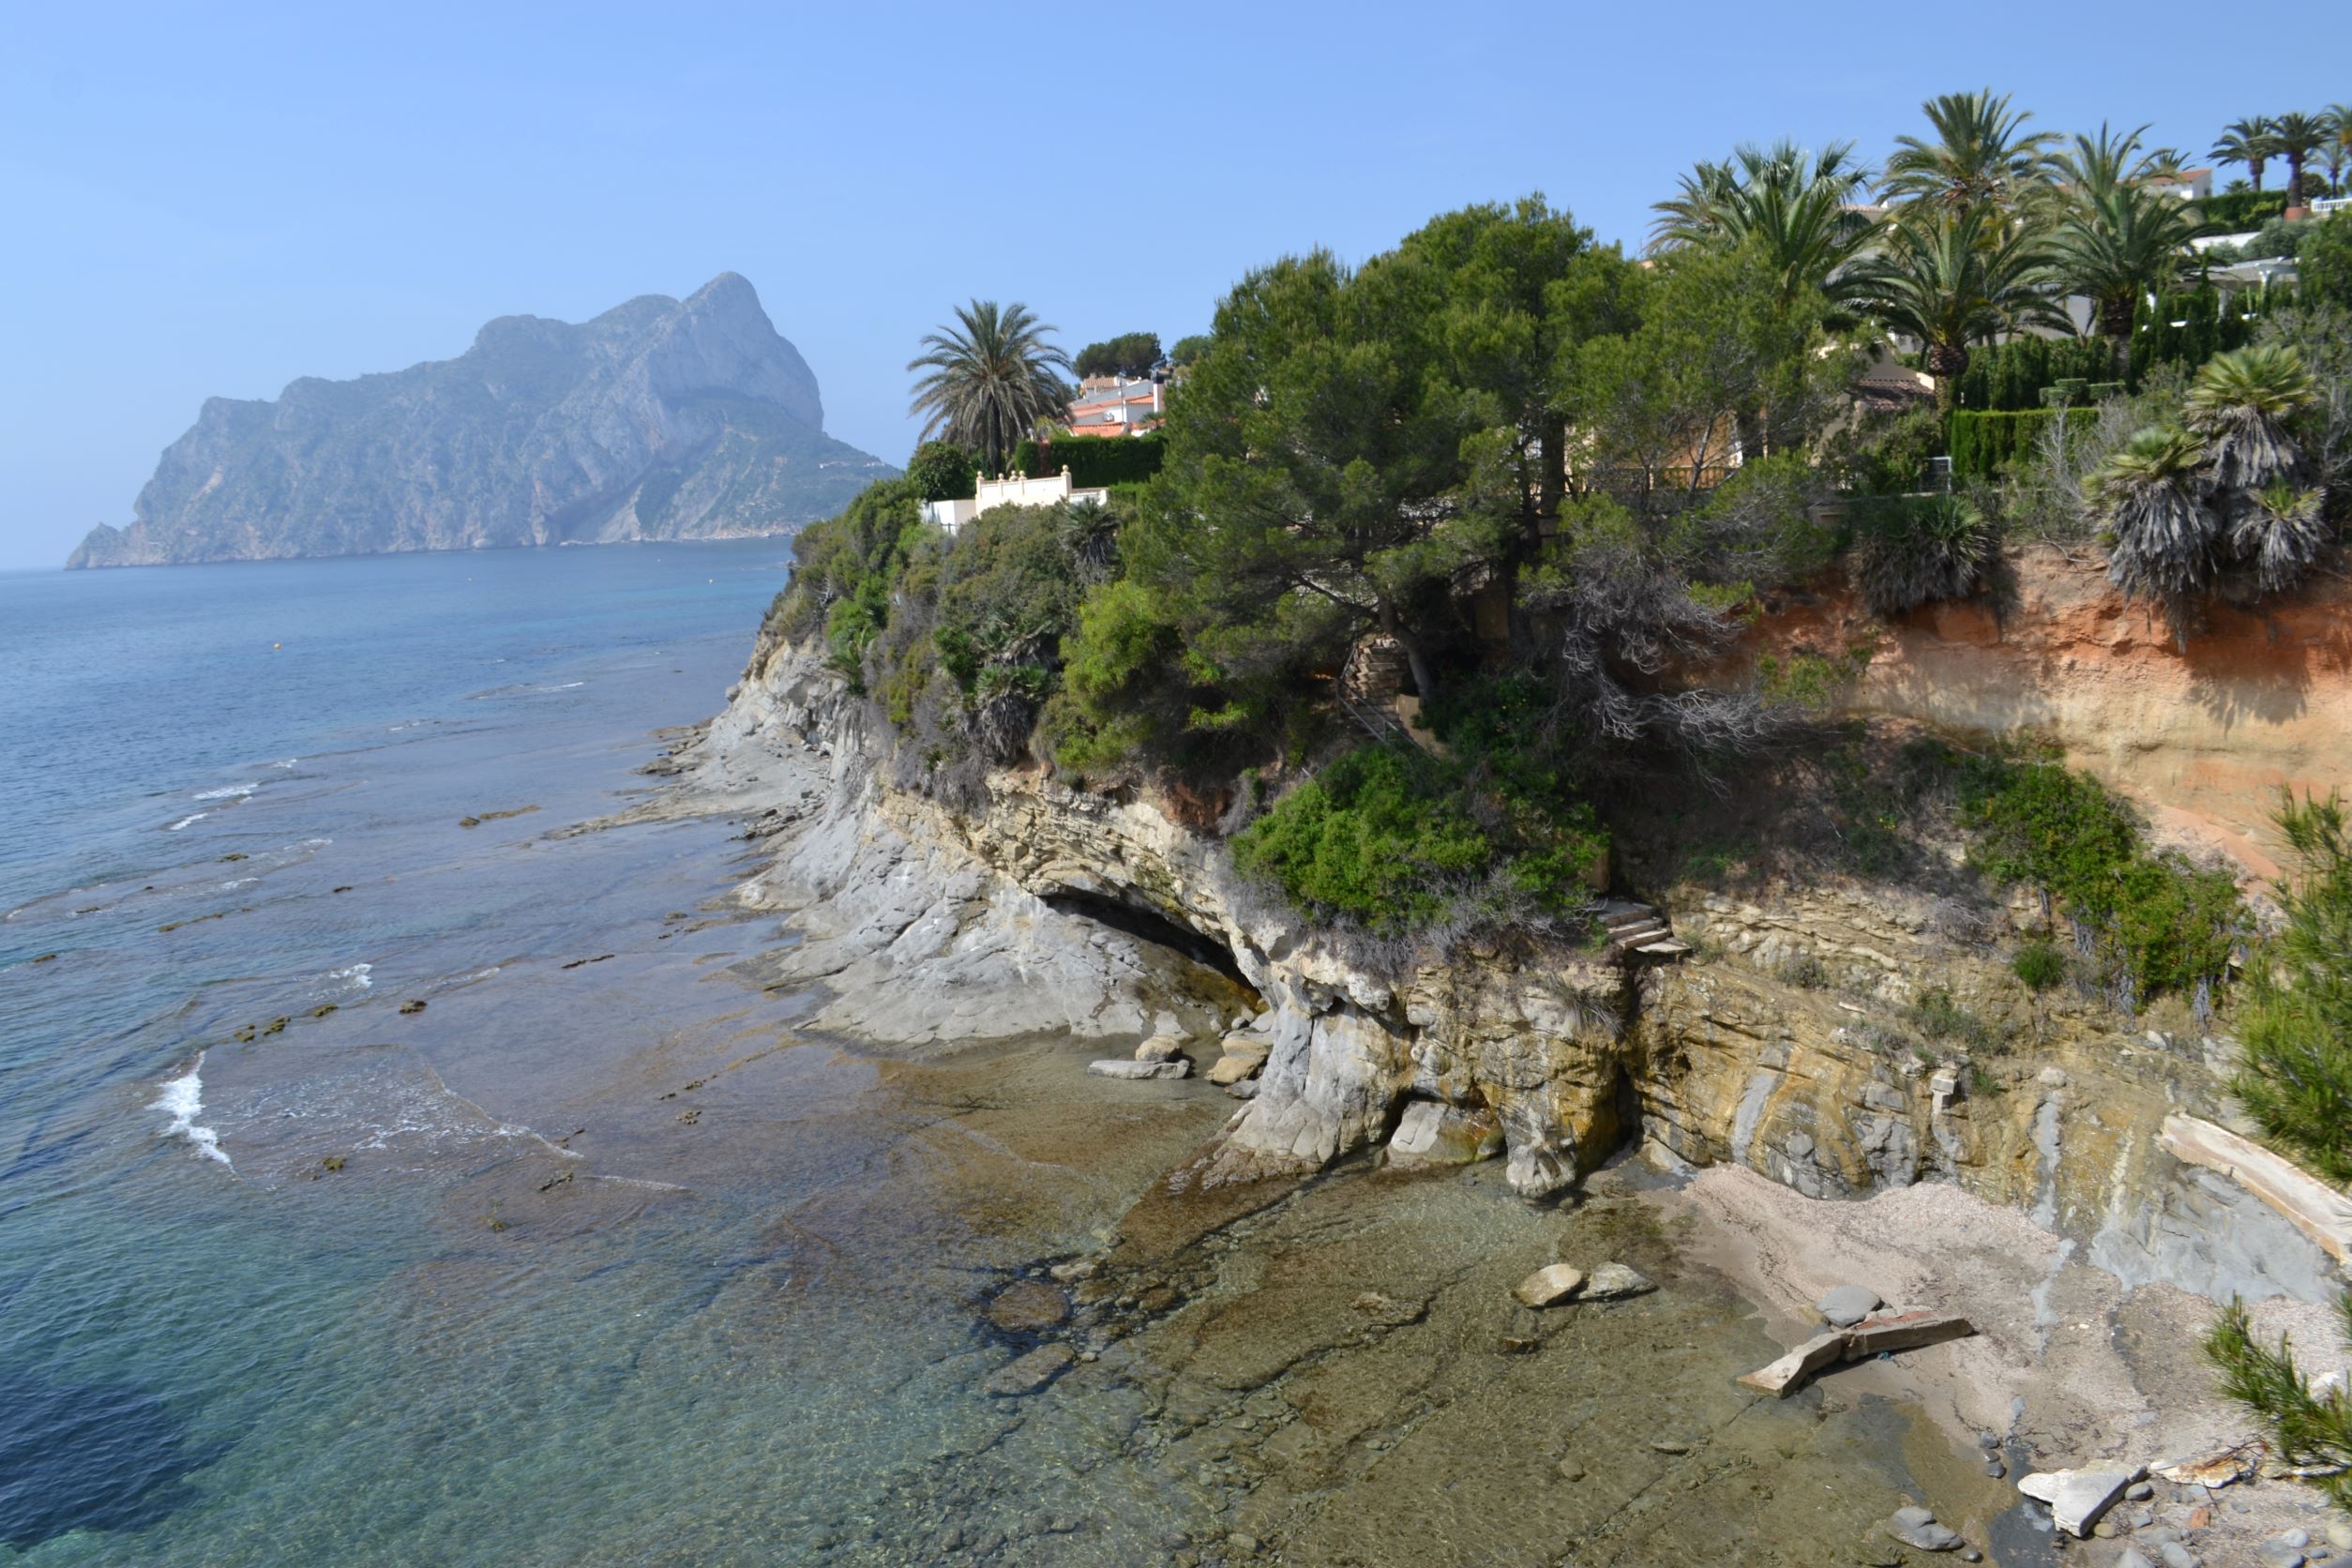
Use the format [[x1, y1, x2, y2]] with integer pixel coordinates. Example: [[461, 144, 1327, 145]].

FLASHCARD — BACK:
[[68, 274, 894, 567]]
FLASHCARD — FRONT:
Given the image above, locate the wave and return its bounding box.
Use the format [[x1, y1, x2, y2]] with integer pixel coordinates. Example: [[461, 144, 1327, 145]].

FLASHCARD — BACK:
[[192, 783, 258, 801], [326, 963, 373, 991], [166, 813, 206, 832], [152, 1055, 233, 1169], [271, 759, 298, 769]]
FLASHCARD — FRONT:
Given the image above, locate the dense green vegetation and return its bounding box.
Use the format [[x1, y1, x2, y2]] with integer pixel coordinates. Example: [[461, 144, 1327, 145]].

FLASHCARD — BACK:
[[1230, 707, 1608, 937], [775, 90, 2352, 960], [1957, 752, 2244, 1005], [1948, 407, 2099, 478], [2232, 792, 2352, 1182]]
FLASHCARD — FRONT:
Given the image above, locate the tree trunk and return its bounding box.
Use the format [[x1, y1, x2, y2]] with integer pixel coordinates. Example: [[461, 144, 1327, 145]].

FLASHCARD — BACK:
[[2252, 158, 2266, 194], [2286, 155, 2305, 209], [1925, 341, 1969, 416], [1380, 606, 1440, 706]]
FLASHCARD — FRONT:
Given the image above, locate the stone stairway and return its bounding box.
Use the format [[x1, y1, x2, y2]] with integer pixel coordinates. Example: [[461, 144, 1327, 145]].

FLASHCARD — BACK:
[[1597, 899, 1688, 962]]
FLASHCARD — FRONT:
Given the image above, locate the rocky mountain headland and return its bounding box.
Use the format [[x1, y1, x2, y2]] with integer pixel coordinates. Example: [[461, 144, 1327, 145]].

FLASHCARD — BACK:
[[66, 274, 894, 567], [622, 543, 2352, 1565]]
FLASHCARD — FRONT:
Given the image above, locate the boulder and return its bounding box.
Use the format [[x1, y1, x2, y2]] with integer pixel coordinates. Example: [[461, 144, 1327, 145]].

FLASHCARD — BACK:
[[1511, 1264, 1587, 1308], [984, 1343, 1074, 1396], [2017, 1464, 2143, 1537], [1388, 1100, 1504, 1166], [1817, 1284, 1884, 1327], [2255, 1539, 2306, 1568], [1135, 1034, 1187, 1063], [1208, 1043, 1268, 1085], [1089, 1059, 1189, 1080], [1580, 1262, 1656, 1300], [1887, 1505, 1961, 1551]]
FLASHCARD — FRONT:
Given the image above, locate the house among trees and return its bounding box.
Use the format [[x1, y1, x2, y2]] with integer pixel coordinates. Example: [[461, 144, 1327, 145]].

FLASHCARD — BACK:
[[1064, 374, 1165, 438]]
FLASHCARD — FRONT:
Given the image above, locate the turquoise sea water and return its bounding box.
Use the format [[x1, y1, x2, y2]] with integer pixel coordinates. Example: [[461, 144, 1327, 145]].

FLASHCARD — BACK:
[[0, 545, 2027, 1567]]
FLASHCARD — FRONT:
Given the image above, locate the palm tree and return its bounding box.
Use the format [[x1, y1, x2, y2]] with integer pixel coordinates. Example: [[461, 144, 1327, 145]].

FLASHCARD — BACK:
[[2326, 104, 2352, 199], [2182, 344, 2317, 492], [2092, 424, 2220, 612], [1847, 206, 2066, 412], [2233, 483, 2330, 594], [906, 300, 1074, 475], [1882, 89, 2059, 215], [2047, 124, 2206, 349], [2210, 116, 2281, 195], [1649, 139, 1880, 311], [2269, 112, 2333, 208]]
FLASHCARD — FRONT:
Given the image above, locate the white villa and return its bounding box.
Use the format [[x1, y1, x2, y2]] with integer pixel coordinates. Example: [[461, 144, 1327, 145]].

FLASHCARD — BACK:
[[921, 467, 1110, 535]]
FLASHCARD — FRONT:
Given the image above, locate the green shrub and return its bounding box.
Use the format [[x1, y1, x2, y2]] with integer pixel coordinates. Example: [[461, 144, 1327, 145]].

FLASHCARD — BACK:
[[2233, 792, 2352, 1183], [1958, 756, 2246, 1003], [771, 479, 932, 685], [1950, 408, 2100, 479], [2012, 942, 2067, 990], [1231, 719, 1607, 937], [905, 441, 978, 501], [1776, 952, 1831, 989], [1846, 492, 1997, 616], [2299, 215, 2352, 311], [1905, 988, 1999, 1052]]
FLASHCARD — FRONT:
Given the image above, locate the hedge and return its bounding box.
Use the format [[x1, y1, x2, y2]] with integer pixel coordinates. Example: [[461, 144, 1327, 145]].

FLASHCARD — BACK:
[[1012, 433, 1166, 489], [1952, 337, 2118, 412], [2200, 190, 2289, 231], [1948, 408, 2099, 480]]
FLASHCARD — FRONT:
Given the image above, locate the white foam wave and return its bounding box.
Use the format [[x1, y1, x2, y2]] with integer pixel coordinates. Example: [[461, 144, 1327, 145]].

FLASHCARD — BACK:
[[167, 813, 207, 831], [153, 1054, 233, 1168], [193, 783, 258, 801], [271, 759, 298, 769], [327, 962, 373, 990]]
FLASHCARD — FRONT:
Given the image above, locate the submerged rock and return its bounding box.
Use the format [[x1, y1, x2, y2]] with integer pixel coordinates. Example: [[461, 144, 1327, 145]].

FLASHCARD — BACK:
[[985, 1344, 1074, 1396], [985, 1280, 1068, 1334], [1887, 1505, 1961, 1551], [1580, 1262, 1655, 1301], [1388, 1100, 1503, 1166], [1511, 1264, 1586, 1308], [1088, 1059, 1189, 1080]]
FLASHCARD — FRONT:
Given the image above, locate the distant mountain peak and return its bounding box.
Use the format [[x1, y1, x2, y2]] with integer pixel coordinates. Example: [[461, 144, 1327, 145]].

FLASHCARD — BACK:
[[68, 277, 893, 568]]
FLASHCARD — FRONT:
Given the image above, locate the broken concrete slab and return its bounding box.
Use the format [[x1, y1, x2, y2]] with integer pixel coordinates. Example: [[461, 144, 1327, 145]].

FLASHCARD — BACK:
[[2017, 1463, 2144, 1537]]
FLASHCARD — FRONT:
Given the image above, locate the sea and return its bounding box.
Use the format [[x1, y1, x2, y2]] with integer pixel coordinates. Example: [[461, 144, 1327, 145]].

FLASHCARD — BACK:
[[0, 542, 2022, 1567]]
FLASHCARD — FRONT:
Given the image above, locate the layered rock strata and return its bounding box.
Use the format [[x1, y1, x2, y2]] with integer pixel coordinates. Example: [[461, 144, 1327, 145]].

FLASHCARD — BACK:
[[687, 632, 2350, 1305]]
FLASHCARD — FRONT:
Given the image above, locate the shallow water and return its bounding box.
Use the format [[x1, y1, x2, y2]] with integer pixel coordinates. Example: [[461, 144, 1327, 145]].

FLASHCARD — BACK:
[[0, 545, 2024, 1564]]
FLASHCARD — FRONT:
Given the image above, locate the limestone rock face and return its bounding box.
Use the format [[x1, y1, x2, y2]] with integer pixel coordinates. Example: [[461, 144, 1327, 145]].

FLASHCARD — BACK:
[[677, 636, 2352, 1310], [68, 273, 894, 566]]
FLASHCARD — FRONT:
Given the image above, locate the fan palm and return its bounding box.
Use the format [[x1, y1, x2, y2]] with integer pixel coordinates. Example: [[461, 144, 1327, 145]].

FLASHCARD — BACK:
[[2232, 483, 2331, 594], [2047, 124, 2206, 346], [2269, 112, 2332, 208], [2092, 424, 2221, 610], [1648, 139, 1879, 311], [906, 300, 1074, 475], [2210, 117, 2280, 196], [2183, 344, 2318, 491], [1882, 89, 2058, 215], [1847, 206, 2065, 411]]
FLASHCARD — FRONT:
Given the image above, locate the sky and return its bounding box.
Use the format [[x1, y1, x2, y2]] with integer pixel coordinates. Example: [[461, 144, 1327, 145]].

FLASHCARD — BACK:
[[2, 1, 2344, 569]]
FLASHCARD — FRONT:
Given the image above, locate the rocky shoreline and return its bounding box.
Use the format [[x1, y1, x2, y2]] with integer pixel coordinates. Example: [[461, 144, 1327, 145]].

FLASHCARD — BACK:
[[635, 628, 2352, 1564]]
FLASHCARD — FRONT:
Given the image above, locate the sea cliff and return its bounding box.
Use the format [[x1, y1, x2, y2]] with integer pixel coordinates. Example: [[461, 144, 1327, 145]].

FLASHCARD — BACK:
[[675, 544, 2351, 1310]]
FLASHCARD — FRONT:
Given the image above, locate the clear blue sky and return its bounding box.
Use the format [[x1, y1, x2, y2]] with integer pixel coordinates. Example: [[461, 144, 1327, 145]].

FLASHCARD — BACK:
[[3, 0, 2342, 567]]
